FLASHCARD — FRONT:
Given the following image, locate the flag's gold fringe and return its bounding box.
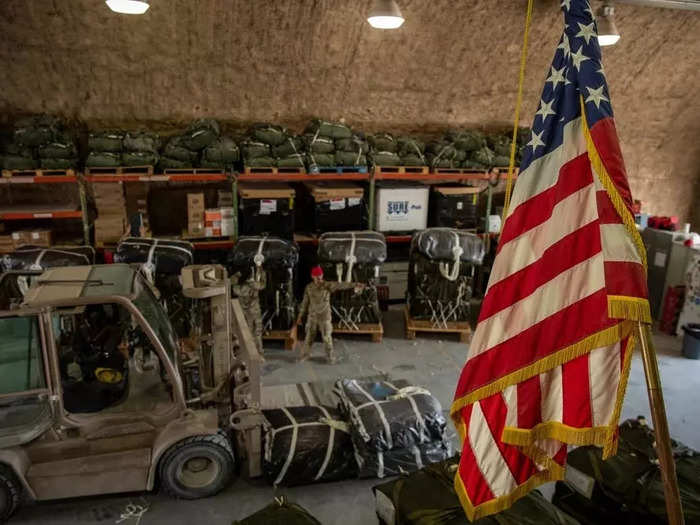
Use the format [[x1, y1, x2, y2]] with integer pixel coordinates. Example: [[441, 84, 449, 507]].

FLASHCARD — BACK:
[[580, 96, 647, 269], [453, 436, 565, 521], [608, 295, 651, 324], [502, 422, 612, 448], [603, 329, 636, 458], [450, 322, 632, 419]]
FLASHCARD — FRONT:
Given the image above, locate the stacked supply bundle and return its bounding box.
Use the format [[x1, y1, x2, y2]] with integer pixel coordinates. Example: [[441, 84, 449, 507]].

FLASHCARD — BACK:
[[233, 497, 322, 525], [444, 129, 491, 169], [425, 139, 460, 170], [93, 183, 127, 245], [317, 231, 386, 327], [262, 405, 357, 486], [303, 119, 359, 171], [368, 132, 401, 167], [407, 228, 485, 324], [396, 136, 427, 166], [373, 457, 581, 525], [487, 132, 516, 167], [335, 378, 451, 478], [160, 118, 222, 170], [114, 237, 194, 335], [553, 417, 700, 525], [249, 122, 305, 169], [227, 236, 299, 332], [2, 114, 78, 171], [87, 130, 124, 167], [122, 130, 161, 167], [2, 245, 95, 272]]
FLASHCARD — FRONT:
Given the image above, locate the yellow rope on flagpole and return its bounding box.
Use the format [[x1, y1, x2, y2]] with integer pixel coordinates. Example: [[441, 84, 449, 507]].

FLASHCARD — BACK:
[[500, 0, 534, 230]]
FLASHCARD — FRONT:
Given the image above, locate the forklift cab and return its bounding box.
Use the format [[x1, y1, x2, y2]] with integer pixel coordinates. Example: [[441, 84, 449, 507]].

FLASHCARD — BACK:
[[0, 264, 255, 521]]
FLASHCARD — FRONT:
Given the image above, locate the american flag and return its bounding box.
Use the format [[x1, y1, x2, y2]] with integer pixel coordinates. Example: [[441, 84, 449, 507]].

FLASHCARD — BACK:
[[451, 0, 651, 520]]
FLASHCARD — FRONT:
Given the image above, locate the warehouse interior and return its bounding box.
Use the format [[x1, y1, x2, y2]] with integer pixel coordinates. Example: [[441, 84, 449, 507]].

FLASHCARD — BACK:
[[0, 1, 699, 524]]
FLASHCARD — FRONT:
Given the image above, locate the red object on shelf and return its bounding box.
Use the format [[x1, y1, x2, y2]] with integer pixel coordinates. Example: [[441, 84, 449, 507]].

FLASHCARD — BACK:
[[647, 215, 679, 231], [659, 285, 685, 334], [0, 210, 82, 220]]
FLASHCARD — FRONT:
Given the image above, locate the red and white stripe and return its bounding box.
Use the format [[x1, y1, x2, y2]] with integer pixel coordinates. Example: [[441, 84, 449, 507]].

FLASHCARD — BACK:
[[452, 112, 645, 516]]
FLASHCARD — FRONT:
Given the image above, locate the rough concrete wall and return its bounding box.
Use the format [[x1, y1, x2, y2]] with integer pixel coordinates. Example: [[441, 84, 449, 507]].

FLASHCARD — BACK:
[[0, 0, 698, 223]]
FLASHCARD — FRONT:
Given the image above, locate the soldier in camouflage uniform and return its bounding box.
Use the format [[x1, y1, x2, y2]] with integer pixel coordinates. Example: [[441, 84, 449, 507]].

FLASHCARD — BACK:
[[232, 267, 266, 357], [296, 265, 364, 363]]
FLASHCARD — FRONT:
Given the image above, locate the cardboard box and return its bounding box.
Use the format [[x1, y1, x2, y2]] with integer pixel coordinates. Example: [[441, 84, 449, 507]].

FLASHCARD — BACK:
[[188, 221, 205, 237], [205, 226, 222, 237], [375, 184, 429, 232], [94, 217, 125, 244], [29, 229, 52, 247], [220, 207, 235, 236], [217, 191, 233, 207], [0, 235, 14, 254], [188, 193, 205, 212], [11, 230, 32, 249], [204, 208, 222, 222]]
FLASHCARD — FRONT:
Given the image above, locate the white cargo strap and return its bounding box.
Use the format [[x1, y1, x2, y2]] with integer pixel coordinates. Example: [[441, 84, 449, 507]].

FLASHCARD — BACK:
[[352, 379, 394, 450], [142, 239, 159, 283], [386, 384, 431, 444], [377, 451, 385, 478], [28, 248, 90, 271], [412, 445, 424, 470], [287, 137, 299, 155], [408, 139, 426, 164], [438, 232, 463, 282], [315, 406, 343, 481], [345, 232, 357, 282], [274, 407, 299, 486], [253, 237, 266, 268], [335, 263, 343, 282]]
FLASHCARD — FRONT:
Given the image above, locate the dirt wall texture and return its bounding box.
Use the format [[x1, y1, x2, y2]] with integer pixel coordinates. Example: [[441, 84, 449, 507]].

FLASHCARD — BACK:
[[0, 0, 698, 225]]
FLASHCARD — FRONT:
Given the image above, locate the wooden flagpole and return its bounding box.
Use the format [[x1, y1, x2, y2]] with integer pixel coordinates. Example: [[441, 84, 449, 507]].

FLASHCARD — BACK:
[[636, 322, 685, 525]]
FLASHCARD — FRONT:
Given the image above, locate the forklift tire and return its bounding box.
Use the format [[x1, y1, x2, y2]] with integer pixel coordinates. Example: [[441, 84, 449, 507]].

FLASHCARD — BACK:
[[158, 433, 234, 500], [0, 464, 21, 521]]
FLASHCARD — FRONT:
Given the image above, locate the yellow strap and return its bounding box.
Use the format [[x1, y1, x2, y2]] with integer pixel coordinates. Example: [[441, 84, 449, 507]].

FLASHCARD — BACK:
[[500, 0, 534, 230]]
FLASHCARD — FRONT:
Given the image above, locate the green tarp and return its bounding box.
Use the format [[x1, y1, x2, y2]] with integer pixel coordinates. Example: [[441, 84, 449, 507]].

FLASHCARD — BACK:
[[304, 135, 335, 154], [202, 136, 240, 165], [86, 151, 121, 167], [2, 156, 38, 170], [250, 123, 288, 146], [306, 153, 335, 167], [123, 131, 161, 153], [369, 132, 397, 153], [305, 119, 352, 139], [273, 136, 304, 157], [445, 130, 485, 152], [159, 157, 193, 170], [336, 136, 369, 154], [245, 156, 276, 167], [182, 118, 220, 150], [88, 130, 124, 152], [40, 158, 77, 169], [163, 136, 199, 162], [241, 140, 271, 159], [335, 150, 367, 166], [276, 154, 306, 168], [369, 151, 401, 166], [122, 151, 158, 166]]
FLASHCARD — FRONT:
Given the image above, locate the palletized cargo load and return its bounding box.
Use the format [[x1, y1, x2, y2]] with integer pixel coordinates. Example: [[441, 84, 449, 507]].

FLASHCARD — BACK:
[[1, 245, 95, 272], [301, 181, 365, 232], [375, 183, 429, 233], [407, 228, 485, 326], [430, 185, 480, 229], [238, 183, 295, 239], [227, 236, 299, 332]]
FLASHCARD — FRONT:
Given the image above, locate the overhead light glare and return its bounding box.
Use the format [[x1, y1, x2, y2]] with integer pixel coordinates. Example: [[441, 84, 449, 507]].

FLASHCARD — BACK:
[[596, 4, 620, 46], [106, 0, 150, 15], [368, 0, 404, 29]]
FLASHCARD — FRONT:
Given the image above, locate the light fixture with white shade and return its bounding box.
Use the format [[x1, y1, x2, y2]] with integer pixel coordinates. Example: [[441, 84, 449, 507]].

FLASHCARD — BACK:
[[367, 0, 405, 29], [106, 0, 150, 15], [597, 4, 621, 46]]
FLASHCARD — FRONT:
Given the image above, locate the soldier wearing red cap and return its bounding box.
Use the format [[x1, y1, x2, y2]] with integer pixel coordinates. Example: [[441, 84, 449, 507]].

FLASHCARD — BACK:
[[296, 265, 364, 363]]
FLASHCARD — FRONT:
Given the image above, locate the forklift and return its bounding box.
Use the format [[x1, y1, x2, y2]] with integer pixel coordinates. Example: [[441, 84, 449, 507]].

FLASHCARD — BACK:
[[0, 263, 264, 520]]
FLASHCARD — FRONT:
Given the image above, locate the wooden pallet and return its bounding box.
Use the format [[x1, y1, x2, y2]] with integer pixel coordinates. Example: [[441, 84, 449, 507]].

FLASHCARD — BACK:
[[163, 168, 226, 175], [263, 325, 298, 350], [2, 168, 76, 178], [333, 322, 384, 343], [373, 165, 429, 175], [404, 307, 471, 343], [86, 165, 154, 176], [243, 166, 305, 175]]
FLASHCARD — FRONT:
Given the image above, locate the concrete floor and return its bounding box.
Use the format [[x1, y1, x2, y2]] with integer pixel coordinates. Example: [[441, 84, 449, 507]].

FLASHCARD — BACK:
[[11, 307, 700, 525]]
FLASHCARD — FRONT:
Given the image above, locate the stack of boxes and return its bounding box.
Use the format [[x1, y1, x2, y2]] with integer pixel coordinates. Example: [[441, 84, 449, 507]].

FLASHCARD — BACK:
[[187, 193, 205, 237], [93, 183, 126, 245], [11, 229, 52, 248]]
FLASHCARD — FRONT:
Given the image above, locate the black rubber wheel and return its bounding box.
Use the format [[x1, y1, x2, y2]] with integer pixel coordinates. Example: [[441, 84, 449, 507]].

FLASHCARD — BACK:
[[158, 433, 234, 499], [0, 464, 21, 522]]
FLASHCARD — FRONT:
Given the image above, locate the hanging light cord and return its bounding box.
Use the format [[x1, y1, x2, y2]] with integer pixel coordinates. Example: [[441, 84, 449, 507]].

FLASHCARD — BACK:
[[501, 0, 535, 231]]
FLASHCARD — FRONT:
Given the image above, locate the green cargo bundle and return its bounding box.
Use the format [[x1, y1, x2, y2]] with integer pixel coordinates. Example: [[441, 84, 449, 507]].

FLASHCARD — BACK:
[[122, 151, 159, 166], [250, 123, 288, 146], [123, 131, 161, 153], [335, 150, 367, 166], [272, 136, 304, 157], [426, 141, 457, 168], [88, 130, 124, 152], [86, 151, 121, 167], [306, 152, 335, 168], [373, 457, 580, 525], [369, 151, 401, 166], [159, 156, 192, 170], [182, 118, 220, 150], [233, 497, 322, 525], [276, 153, 305, 168], [245, 156, 276, 167], [446, 129, 485, 152], [401, 154, 425, 166], [240, 140, 271, 160], [305, 119, 352, 139], [37, 140, 77, 159], [470, 146, 495, 167], [369, 132, 398, 153], [397, 136, 426, 156], [163, 135, 199, 162], [1, 155, 38, 170], [13, 114, 61, 147], [39, 158, 77, 169], [336, 135, 369, 154], [487, 134, 513, 157], [304, 134, 335, 154], [202, 136, 239, 164], [556, 417, 700, 525]]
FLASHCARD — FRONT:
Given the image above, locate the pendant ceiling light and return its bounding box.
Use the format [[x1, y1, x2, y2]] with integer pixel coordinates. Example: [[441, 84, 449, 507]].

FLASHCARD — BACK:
[[597, 4, 621, 46], [106, 0, 150, 15], [367, 0, 405, 29]]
